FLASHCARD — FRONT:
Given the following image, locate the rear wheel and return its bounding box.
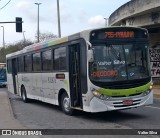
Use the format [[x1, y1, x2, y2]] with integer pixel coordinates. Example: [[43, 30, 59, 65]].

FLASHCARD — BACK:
[[61, 92, 74, 115], [21, 86, 29, 103]]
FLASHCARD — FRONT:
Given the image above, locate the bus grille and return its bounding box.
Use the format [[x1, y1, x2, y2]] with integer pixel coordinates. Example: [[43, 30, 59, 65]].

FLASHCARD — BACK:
[[113, 99, 141, 108]]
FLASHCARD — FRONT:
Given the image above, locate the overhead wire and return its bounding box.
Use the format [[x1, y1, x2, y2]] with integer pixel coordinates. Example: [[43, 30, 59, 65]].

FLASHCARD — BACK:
[[0, 0, 11, 10]]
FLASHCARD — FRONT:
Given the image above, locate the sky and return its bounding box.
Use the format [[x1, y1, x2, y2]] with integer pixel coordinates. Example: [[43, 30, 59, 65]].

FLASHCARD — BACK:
[[0, 0, 130, 46]]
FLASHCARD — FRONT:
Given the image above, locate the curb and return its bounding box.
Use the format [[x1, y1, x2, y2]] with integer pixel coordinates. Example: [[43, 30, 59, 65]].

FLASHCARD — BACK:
[[6, 91, 16, 120], [6, 91, 29, 129]]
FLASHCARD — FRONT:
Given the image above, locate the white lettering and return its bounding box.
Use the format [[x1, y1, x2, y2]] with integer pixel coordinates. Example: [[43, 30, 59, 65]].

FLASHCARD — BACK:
[[28, 131, 42, 135], [98, 61, 111, 66], [97, 60, 125, 66], [114, 60, 125, 65]]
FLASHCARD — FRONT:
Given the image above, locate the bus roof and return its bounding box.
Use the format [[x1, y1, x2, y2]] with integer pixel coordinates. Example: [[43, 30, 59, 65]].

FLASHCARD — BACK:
[[6, 29, 92, 58], [6, 26, 146, 59]]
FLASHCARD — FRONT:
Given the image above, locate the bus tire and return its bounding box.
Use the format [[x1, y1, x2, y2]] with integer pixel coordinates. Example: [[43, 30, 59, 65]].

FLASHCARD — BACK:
[[61, 92, 74, 115], [21, 86, 29, 103]]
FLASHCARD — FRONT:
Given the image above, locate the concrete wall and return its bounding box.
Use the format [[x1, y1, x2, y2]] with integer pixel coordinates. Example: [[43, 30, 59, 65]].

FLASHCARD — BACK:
[[109, 0, 160, 49], [150, 33, 160, 47], [109, 0, 160, 26]]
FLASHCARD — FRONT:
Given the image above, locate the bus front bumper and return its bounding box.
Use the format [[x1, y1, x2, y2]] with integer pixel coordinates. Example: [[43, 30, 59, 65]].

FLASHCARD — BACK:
[[90, 91, 153, 112]]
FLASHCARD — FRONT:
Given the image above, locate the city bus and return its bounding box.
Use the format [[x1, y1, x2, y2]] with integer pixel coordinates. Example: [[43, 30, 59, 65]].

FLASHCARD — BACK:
[[6, 27, 153, 115], [0, 63, 7, 87]]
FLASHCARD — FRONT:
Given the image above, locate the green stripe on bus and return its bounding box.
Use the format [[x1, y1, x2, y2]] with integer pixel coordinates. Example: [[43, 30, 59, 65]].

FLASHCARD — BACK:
[[48, 37, 68, 46], [98, 82, 151, 97], [64, 80, 69, 90]]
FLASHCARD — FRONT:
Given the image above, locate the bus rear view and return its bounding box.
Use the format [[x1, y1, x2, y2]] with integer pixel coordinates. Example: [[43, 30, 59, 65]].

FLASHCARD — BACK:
[[0, 63, 7, 87]]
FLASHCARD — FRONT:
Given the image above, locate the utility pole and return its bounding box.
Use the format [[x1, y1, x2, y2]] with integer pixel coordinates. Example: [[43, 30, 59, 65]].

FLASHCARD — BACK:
[[23, 31, 26, 46], [1, 26, 5, 48], [35, 3, 41, 43], [104, 18, 109, 27], [57, 0, 61, 38]]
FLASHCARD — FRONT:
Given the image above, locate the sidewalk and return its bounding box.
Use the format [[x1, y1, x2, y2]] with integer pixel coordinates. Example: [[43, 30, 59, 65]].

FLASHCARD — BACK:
[[153, 88, 160, 98], [0, 90, 40, 138]]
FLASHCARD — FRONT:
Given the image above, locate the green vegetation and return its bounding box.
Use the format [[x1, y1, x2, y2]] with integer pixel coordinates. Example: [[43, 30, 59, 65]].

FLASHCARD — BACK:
[[0, 40, 33, 63], [0, 32, 57, 63]]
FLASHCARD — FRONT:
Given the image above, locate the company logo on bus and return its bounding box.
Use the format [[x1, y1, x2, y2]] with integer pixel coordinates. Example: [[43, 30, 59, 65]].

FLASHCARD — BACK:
[[105, 31, 134, 38]]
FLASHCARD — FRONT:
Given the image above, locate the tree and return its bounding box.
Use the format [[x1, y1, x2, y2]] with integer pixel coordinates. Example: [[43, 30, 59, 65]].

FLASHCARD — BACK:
[[35, 32, 58, 42], [0, 39, 33, 63]]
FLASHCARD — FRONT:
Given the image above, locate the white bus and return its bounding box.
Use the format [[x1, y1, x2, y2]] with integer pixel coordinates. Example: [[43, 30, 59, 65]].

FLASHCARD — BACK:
[[6, 27, 153, 115]]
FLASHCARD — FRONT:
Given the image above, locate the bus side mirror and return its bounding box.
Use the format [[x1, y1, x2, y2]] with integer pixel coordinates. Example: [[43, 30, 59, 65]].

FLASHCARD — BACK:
[[87, 41, 94, 62], [88, 49, 94, 62]]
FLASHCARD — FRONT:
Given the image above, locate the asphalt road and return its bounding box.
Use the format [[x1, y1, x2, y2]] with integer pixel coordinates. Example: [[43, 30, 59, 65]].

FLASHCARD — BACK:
[[3, 88, 160, 138]]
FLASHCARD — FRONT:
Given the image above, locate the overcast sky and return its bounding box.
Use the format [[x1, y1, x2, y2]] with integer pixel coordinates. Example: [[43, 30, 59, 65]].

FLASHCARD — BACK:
[[0, 0, 130, 46]]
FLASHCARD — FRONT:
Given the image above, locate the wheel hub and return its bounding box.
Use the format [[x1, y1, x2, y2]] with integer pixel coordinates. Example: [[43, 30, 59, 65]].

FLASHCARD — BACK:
[[63, 97, 70, 112]]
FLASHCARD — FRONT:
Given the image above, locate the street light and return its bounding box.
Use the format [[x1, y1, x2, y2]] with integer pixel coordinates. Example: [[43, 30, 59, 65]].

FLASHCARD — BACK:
[[1, 26, 5, 48], [23, 31, 26, 46], [57, 0, 61, 38], [35, 3, 41, 43], [104, 18, 109, 27]]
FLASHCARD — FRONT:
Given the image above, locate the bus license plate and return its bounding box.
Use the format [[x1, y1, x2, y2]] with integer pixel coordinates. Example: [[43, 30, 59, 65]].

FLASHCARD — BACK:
[[123, 99, 133, 105]]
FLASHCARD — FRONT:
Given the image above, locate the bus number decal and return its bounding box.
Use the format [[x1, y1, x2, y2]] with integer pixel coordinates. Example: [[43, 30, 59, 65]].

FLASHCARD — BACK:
[[22, 76, 30, 82], [48, 77, 56, 83]]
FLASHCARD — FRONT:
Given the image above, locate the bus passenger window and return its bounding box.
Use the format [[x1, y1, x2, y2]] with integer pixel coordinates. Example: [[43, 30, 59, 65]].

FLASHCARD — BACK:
[[7, 60, 12, 73], [24, 54, 32, 72], [33, 52, 41, 71], [17, 56, 24, 72], [54, 47, 67, 71], [42, 50, 52, 71]]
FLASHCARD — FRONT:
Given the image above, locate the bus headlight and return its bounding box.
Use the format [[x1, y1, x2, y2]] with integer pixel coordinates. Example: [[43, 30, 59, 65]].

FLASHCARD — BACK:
[[142, 89, 151, 96], [91, 88, 110, 100], [142, 83, 153, 96]]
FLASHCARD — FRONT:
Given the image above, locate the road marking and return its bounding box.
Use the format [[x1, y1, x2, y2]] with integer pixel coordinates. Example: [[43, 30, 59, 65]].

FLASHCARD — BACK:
[[146, 106, 160, 110]]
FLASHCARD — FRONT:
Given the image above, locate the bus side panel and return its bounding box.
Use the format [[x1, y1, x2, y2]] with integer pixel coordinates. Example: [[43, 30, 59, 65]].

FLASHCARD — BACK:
[[32, 73, 43, 101], [54, 72, 70, 106], [15, 75, 20, 96], [41, 73, 55, 104], [19, 73, 34, 99], [7, 74, 14, 94]]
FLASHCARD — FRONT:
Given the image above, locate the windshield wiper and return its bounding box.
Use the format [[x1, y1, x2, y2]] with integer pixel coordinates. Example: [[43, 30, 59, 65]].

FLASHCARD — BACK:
[[108, 45, 121, 61]]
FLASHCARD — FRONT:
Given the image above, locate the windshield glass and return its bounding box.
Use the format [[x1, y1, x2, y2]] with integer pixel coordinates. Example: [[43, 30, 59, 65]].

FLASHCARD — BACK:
[[89, 43, 150, 83], [0, 68, 6, 80]]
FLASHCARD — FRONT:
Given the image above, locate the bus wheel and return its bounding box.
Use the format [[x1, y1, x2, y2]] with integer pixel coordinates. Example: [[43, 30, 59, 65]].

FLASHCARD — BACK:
[[61, 93, 73, 115], [21, 86, 29, 103]]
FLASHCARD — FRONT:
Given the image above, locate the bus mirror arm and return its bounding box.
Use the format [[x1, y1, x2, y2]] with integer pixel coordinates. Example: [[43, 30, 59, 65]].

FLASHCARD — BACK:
[[87, 41, 92, 50], [87, 41, 94, 62], [88, 49, 94, 62]]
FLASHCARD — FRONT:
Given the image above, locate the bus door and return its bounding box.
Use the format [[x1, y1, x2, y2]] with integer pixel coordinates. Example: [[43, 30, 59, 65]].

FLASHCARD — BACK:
[[69, 42, 84, 108], [12, 58, 18, 94]]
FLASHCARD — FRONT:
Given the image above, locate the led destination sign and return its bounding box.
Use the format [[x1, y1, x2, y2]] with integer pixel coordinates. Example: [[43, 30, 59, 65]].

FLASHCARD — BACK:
[[105, 31, 134, 38], [90, 28, 148, 41]]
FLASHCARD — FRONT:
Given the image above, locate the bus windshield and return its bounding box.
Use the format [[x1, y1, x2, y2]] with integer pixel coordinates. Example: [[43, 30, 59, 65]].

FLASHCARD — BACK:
[[89, 42, 150, 83], [0, 67, 6, 80]]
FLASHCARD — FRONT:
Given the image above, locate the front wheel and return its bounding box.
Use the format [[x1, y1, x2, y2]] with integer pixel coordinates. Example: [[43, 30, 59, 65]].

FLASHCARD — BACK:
[[21, 86, 29, 103], [61, 93, 74, 115]]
